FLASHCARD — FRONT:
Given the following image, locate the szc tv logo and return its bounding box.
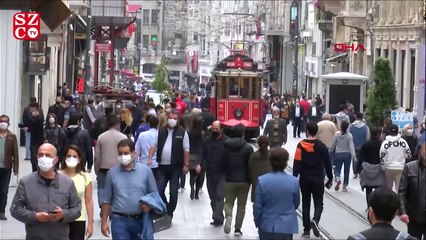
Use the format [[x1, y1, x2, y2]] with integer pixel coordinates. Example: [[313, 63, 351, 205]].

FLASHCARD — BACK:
[[13, 12, 41, 41]]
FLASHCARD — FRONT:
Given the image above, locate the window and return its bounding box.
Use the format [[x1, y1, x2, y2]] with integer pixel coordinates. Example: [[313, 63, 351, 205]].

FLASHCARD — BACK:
[[151, 10, 159, 24], [142, 35, 149, 48], [143, 9, 150, 24], [225, 24, 231, 36], [312, 42, 317, 56]]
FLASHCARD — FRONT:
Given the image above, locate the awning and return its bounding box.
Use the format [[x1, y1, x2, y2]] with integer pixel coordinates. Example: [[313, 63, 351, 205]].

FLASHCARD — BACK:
[[0, 0, 72, 31], [326, 53, 348, 62], [320, 72, 368, 80], [185, 72, 198, 79]]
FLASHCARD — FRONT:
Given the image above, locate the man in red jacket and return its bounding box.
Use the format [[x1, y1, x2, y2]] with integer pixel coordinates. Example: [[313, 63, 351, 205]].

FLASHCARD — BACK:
[[299, 95, 310, 133]]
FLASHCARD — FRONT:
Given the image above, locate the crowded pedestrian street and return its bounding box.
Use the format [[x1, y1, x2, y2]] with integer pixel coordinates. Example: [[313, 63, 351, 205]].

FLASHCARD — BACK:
[[1, 120, 409, 240]]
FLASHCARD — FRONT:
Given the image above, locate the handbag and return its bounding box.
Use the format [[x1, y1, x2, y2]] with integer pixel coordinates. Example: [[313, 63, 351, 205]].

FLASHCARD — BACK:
[[359, 162, 386, 188]]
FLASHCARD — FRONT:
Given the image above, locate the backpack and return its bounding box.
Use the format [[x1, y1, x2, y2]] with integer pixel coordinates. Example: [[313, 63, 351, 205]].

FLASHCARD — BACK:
[[350, 231, 410, 240], [64, 129, 82, 150]]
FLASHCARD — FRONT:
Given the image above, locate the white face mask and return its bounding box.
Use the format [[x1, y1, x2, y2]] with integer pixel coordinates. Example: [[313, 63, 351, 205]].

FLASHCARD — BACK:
[[38, 156, 55, 172], [65, 157, 79, 168], [168, 118, 177, 128], [48, 118, 55, 124], [406, 129, 414, 136], [117, 154, 133, 165], [0, 122, 8, 130]]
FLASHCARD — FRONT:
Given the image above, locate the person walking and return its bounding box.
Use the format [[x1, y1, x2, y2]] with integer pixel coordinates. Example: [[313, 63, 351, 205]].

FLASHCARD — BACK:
[[347, 188, 415, 240], [348, 112, 370, 179], [135, 115, 160, 175], [155, 109, 190, 219], [335, 104, 350, 129], [0, 114, 19, 220], [379, 124, 412, 192], [398, 143, 426, 240], [10, 143, 81, 240], [62, 114, 93, 172], [357, 127, 386, 209], [82, 99, 96, 131], [294, 122, 333, 238], [28, 102, 45, 172], [263, 107, 287, 148], [200, 121, 227, 226], [182, 114, 203, 200], [94, 115, 127, 213], [223, 124, 254, 236], [101, 139, 160, 239], [248, 136, 271, 203], [307, 99, 322, 124], [329, 121, 356, 192], [119, 108, 133, 139], [48, 96, 65, 127], [401, 124, 418, 162], [291, 98, 304, 138], [43, 113, 63, 167], [61, 145, 94, 240], [254, 147, 300, 240], [21, 97, 37, 161]]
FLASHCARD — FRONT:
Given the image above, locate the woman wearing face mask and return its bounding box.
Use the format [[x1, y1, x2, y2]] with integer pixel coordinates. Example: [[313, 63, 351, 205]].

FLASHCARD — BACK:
[[402, 124, 418, 163], [43, 113, 63, 168], [60, 145, 94, 240]]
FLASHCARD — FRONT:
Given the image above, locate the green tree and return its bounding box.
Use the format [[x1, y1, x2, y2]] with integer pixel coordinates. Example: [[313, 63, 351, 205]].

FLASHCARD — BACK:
[[152, 55, 170, 93], [365, 58, 398, 127]]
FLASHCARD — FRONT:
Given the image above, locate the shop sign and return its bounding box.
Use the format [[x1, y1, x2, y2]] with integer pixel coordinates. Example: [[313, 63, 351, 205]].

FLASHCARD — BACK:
[[95, 43, 112, 52], [334, 43, 365, 52], [13, 12, 41, 40], [27, 35, 47, 74]]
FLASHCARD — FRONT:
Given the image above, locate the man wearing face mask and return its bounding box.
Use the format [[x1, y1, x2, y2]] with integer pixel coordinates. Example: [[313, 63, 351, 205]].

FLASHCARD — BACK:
[[0, 115, 19, 220], [48, 96, 65, 127], [101, 139, 159, 239], [159, 103, 172, 128], [199, 121, 227, 226], [401, 124, 418, 162], [156, 109, 190, 219], [10, 143, 81, 240], [263, 107, 287, 148], [398, 143, 426, 240], [347, 188, 415, 240]]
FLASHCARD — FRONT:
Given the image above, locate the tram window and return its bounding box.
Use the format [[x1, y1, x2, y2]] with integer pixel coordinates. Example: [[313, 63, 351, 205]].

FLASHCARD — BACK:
[[229, 77, 238, 96], [240, 78, 250, 98]]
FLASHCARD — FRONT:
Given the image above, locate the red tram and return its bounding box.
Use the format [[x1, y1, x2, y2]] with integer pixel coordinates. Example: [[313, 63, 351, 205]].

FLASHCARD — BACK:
[[209, 53, 264, 139]]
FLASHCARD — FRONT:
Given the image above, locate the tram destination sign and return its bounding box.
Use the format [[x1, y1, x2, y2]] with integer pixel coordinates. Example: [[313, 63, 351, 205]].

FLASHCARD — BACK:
[[226, 61, 253, 68]]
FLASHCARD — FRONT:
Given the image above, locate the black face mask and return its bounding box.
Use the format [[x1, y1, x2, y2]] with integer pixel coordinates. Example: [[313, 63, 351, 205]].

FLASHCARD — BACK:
[[55, 101, 61, 105], [211, 131, 219, 139]]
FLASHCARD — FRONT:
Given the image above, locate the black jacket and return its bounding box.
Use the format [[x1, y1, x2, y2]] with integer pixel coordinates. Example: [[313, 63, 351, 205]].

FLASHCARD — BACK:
[[48, 104, 65, 127], [399, 160, 425, 224], [402, 135, 418, 162], [200, 133, 228, 174], [223, 137, 253, 182], [29, 110, 45, 146], [200, 111, 215, 132], [356, 137, 383, 174], [293, 139, 333, 181], [62, 127, 93, 166], [290, 105, 305, 121], [347, 223, 415, 240], [43, 124, 63, 157]]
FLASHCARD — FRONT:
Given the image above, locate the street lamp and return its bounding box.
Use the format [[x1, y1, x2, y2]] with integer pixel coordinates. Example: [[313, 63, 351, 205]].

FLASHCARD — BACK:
[[290, 0, 299, 96]]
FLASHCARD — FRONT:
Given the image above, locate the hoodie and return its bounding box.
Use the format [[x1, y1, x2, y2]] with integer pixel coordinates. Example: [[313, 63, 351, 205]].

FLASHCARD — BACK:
[[335, 111, 350, 129], [223, 137, 254, 182], [348, 120, 370, 150], [62, 126, 93, 167], [379, 134, 412, 170], [293, 139, 333, 181]]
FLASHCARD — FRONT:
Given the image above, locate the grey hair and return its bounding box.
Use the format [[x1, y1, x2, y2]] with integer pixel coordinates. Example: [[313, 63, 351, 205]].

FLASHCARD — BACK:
[[322, 113, 331, 120], [272, 107, 280, 113]]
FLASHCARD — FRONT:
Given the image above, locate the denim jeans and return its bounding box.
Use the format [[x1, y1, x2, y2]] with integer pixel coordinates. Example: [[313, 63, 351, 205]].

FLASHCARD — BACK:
[[334, 152, 351, 186], [25, 131, 31, 159], [0, 168, 12, 213], [156, 165, 181, 215], [111, 214, 143, 240], [97, 170, 108, 207]]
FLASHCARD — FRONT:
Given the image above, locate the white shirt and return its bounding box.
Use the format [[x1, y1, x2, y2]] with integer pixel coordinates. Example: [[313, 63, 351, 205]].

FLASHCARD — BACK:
[[295, 106, 300, 117], [312, 106, 317, 116], [160, 129, 190, 165]]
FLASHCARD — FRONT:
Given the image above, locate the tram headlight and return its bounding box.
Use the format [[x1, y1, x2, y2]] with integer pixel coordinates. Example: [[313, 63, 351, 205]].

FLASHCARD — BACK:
[[234, 108, 244, 119]]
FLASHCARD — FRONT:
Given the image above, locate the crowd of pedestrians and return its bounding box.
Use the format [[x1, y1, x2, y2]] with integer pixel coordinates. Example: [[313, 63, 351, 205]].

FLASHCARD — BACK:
[[0, 89, 425, 240]]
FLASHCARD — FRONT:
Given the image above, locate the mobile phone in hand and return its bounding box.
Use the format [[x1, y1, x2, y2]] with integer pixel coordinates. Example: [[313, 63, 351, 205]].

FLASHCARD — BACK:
[[49, 211, 57, 215]]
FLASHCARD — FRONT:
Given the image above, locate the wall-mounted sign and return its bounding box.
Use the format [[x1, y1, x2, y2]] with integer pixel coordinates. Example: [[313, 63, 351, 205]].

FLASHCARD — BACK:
[[27, 35, 47, 74], [334, 43, 365, 52], [95, 43, 112, 52]]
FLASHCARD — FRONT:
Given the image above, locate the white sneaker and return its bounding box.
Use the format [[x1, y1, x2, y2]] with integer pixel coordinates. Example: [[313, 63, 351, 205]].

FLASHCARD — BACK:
[[224, 216, 232, 234]]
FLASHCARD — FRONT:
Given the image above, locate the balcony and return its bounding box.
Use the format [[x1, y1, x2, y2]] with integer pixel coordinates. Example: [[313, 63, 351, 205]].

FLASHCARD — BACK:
[[319, 0, 343, 16], [91, 0, 125, 17], [69, 0, 89, 10]]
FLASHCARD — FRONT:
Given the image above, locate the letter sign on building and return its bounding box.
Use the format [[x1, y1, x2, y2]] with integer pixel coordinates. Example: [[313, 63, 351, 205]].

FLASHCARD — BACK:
[[334, 43, 365, 52], [13, 12, 41, 41]]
